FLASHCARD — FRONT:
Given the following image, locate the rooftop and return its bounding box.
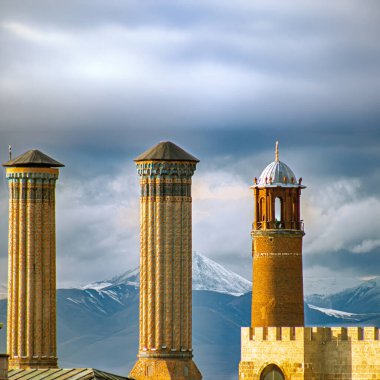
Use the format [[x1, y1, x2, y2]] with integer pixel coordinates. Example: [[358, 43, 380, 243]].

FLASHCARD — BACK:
[[8, 368, 130, 380], [135, 141, 199, 162], [3, 149, 64, 168]]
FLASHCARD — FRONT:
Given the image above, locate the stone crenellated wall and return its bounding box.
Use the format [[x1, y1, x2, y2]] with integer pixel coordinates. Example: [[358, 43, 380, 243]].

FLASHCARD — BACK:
[[240, 326, 380, 379]]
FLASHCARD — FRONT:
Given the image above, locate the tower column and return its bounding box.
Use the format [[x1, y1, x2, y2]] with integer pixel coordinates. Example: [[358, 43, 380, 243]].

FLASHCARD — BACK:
[[249, 143, 306, 328], [26, 179, 35, 359], [130, 141, 202, 380], [4, 150, 64, 370]]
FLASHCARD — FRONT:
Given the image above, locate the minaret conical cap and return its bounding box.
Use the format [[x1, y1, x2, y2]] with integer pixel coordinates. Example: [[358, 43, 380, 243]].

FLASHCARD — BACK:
[[3, 149, 64, 167], [134, 141, 199, 162]]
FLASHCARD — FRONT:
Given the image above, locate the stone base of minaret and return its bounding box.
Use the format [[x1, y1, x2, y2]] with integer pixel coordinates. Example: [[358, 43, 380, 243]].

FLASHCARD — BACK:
[[130, 357, 202, 380], [9, 356, 58, 370]]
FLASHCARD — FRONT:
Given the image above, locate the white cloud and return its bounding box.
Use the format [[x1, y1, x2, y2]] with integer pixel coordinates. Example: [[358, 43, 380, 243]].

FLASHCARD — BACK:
[[303, 180, 380, 257], [2, 21, 70, 45], [1, 0, 380, 131], [351, 239, 380, 254], [55, 165, 140, 287], [193, 171, 248, 201]]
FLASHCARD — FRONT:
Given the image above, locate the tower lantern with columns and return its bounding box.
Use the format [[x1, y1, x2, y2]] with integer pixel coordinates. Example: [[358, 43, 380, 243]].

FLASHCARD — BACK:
[[3, 149, 64, 369], [251, 142, 306, 328]]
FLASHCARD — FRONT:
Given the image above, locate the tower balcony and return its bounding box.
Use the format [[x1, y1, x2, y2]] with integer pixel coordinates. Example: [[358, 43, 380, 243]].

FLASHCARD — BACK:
[[253, 220, 304, 231]]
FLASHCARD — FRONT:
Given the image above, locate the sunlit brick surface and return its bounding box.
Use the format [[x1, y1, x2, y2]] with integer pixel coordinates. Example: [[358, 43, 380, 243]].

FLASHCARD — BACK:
[[130, 158, 201, 380], [6, 167, 59, 369], [251, 231, 304, 327], [239, 327, 380, 379]]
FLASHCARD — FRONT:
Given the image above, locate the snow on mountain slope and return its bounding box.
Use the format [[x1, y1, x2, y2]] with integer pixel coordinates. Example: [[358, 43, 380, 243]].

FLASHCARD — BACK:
[[343, 277, 380, 308], [82, 252, 369, 298], [192, 252, 251, 296], [83, 267, 140, 290], [83, 252, 252, 296], [303, 277, 364, 296], [0, 284, 7, 300], [305, 277, 380, 314], [307, 304, 360, 320], [109, 266, 140, 287]]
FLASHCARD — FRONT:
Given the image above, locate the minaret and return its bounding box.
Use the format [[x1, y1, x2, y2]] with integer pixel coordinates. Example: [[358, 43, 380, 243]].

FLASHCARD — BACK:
[[130, 141, 202, 380], [250, 142, 305, 327], [3, 149, 64, 369]]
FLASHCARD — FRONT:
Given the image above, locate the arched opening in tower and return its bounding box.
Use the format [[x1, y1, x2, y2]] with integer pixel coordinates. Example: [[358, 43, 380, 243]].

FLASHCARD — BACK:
[[260, 364, 285, 380], [274, 197, 282, 227]]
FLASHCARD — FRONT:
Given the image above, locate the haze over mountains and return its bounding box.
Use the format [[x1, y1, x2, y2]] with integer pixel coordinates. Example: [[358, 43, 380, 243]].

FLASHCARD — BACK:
[[0, 252, 379, 379]]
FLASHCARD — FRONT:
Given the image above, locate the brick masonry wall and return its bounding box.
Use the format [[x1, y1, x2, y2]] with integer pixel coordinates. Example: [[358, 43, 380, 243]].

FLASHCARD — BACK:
[[251, 231, 304, 327], [239, 327, 380, 379], [130, 161, 202, 380], [6, 168, 59, 369]]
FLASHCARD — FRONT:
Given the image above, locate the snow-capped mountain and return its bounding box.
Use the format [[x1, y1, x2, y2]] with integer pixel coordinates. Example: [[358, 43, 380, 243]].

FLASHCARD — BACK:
[[303, 276, 364, 296], [83, 252, 252, 296], [83, 267, 140, 290], [306, 277, 380, 314], [83, 252, 368, 298], [192, 252, 251, 295]]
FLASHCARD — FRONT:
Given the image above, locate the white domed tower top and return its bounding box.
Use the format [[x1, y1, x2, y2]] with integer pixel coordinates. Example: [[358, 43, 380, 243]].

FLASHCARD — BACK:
[[255, 141, 304, 188]]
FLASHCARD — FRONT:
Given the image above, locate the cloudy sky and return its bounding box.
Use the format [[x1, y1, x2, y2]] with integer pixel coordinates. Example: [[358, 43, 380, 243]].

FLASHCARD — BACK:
[[0, 0, 379, 288]]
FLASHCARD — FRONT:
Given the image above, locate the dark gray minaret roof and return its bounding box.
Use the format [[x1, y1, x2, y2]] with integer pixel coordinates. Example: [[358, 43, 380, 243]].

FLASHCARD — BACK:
[[134, 141, 199, 162], [3, 149, 65, 167]]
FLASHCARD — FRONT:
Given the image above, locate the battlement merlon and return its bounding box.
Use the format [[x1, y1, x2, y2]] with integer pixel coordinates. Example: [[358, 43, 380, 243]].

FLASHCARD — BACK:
[[242, 326, 380, 343]]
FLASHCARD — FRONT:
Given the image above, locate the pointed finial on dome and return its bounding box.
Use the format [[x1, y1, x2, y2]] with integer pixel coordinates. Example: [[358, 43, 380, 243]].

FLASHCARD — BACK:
[[275, 141, 279, 161]]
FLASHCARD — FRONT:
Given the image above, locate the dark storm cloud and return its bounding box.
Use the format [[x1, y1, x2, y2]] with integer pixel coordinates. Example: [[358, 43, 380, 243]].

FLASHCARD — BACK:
[[1, 0, 380, 132], [305, 249, 380, 278]]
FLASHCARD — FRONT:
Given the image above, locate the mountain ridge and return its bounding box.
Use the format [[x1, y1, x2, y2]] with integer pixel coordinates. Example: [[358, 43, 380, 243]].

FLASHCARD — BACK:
[[81, 251, 368, 298], [82, 252, 252, 296]]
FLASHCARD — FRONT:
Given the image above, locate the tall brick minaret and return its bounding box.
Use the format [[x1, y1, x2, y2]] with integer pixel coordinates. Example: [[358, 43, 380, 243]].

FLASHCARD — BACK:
[[3, 149, 64, 369], [250, 142, 305, 327], [130, 141, 202, 380]]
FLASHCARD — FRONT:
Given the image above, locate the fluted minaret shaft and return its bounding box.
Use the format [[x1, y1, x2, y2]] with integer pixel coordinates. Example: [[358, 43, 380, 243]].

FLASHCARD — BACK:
[[137, 167, 195, 355], [6, 167, 59, 369], [130, 141, 202, 380]]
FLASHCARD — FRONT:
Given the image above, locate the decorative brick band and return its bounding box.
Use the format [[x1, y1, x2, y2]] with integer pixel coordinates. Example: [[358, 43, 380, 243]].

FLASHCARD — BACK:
[[6, 167, 59, 176], [9, 181, 56, 201], [6, 171, 59, 180], [252, 229, 305, 238], [141, 196, 192, 203], [254, 252, 302, 258], [136, 161, 196, 178], [140, 182, 191, 197]]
